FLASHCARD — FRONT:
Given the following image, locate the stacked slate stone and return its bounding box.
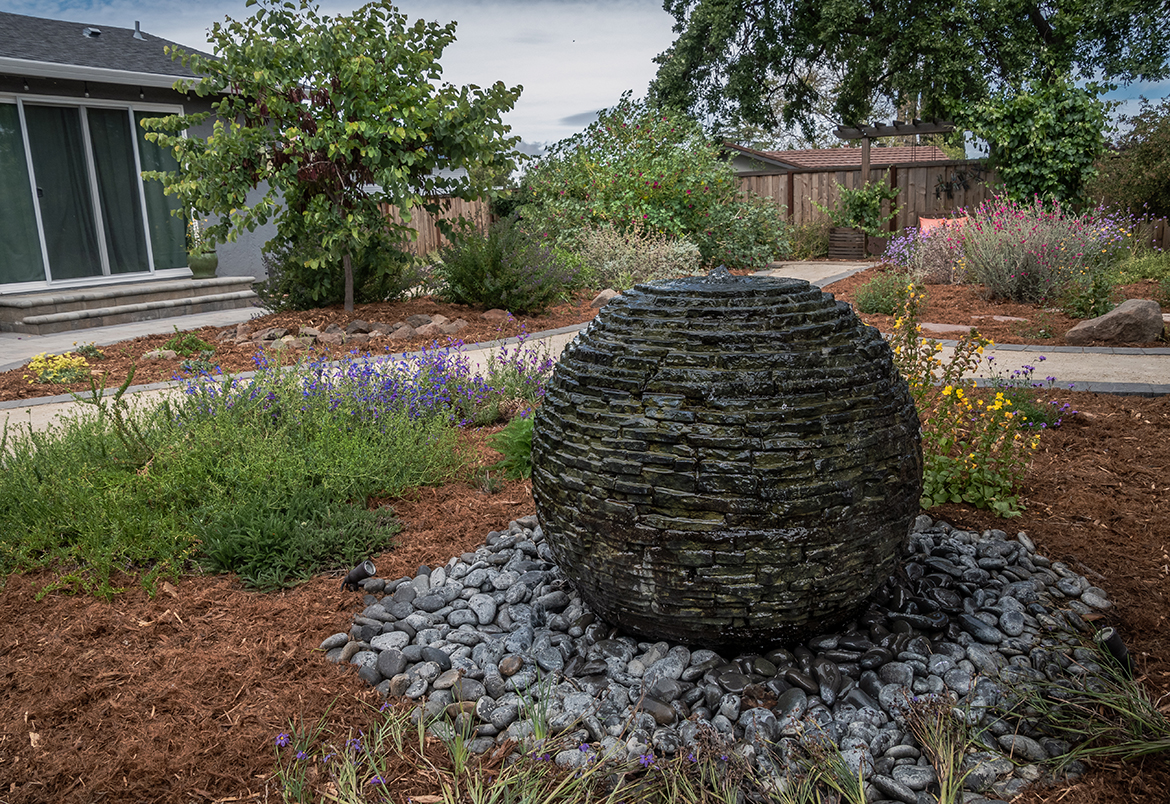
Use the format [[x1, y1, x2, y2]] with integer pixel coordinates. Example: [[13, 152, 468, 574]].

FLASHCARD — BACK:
[[325, 513, 1114, 803]]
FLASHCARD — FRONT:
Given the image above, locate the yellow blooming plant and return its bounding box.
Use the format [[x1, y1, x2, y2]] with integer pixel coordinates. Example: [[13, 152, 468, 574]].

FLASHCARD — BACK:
[[890, 286, 1040, 517], [24, 352, 90, 385]]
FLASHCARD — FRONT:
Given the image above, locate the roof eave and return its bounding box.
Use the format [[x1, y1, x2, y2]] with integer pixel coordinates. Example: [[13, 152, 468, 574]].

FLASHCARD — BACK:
[[0, 56, 196, 90]]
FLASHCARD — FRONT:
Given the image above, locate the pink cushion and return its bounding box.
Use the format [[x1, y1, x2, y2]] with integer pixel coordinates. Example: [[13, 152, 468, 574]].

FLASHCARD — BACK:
[[918, 217, 966, 234]]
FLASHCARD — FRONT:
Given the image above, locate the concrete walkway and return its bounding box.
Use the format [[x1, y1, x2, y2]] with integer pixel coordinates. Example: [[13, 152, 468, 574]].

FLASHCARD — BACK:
[[3, 261, 1167, 435]]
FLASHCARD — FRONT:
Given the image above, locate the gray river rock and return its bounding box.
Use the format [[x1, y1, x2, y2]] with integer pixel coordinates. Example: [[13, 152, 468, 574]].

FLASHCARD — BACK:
[[323, 514, 1100, 802]]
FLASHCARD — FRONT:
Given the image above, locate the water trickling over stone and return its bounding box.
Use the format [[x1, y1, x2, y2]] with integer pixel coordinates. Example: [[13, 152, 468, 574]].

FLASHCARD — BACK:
[[531, 274, 923, 647]]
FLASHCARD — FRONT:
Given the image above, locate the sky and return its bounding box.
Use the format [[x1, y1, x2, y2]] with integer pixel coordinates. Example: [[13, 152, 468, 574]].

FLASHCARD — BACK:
[[2, 0, 679, 151], [3, 0, 1166, 153]]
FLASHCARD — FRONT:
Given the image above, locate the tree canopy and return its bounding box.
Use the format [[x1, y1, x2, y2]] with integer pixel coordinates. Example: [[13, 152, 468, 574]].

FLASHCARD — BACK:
[[649, 0, 1170, 139], [144, 0, 522, 310]]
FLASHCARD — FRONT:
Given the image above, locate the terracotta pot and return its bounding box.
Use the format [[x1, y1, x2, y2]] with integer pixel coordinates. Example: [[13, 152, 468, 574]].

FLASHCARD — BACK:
[[188, 251, 218, 279]]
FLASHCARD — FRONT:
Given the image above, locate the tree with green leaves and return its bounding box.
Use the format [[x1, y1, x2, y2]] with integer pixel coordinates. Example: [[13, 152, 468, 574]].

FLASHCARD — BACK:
[[649, 0, 1169, 139], [1090, 97, 1170, 218], [521, 93, 790, 269], [143, 0, 522, 311], [964, 75, 1109, 205]]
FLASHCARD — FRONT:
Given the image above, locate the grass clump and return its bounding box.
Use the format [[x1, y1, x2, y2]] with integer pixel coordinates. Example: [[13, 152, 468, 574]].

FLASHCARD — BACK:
[[435, 215, 581, 313], [854, 269, 918, 315]]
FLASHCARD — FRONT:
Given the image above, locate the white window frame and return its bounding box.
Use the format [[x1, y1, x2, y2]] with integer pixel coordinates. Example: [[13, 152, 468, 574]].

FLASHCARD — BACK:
[[0, 93, 187, 294]]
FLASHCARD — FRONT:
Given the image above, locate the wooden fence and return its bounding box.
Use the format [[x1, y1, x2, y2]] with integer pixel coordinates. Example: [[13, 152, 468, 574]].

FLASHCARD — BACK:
[[738, 160, 998, 232], [380, 196, 493, 255], [1134, 217, 1170, 252]]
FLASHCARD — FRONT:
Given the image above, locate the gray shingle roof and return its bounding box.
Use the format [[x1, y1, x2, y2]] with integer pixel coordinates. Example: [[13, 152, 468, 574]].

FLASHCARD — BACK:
[[0, 10, 208, 78]]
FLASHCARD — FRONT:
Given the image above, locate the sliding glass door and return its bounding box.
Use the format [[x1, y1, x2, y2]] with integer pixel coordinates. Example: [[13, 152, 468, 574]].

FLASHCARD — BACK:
[[0, 103, 45, 284], [0, 98, 188, 288], [24, 104, 105, 280]]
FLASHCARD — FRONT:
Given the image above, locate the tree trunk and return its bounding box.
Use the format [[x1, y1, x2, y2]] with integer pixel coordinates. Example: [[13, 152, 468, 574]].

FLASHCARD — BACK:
[[343, 252, 355, 313]]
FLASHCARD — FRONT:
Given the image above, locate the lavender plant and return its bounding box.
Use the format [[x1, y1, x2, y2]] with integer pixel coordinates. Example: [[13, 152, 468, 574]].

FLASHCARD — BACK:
[[959, 195, 1131, 313], [883, 226, 966, 284]]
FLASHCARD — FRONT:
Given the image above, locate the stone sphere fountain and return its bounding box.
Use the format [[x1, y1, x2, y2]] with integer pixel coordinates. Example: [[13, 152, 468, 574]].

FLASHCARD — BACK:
[[531, 272, 923, 648]]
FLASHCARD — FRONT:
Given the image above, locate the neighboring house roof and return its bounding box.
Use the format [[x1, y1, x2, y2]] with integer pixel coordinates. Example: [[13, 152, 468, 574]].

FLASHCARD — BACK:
[[725, 141, 952, 170], [0, 11, 207, 88]]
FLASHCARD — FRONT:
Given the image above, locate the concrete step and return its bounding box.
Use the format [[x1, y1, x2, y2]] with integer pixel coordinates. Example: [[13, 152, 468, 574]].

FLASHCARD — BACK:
[[0, 278, 257, 335]]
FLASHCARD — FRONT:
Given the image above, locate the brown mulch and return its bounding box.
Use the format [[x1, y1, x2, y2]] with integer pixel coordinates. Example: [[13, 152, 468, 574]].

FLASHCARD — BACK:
[[0, 293, 599, 404], [823, 264, 1167, 348], [1, 269, 1168, 803]]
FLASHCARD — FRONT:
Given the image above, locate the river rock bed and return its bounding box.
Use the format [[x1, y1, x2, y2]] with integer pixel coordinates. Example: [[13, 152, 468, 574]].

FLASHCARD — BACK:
[[323, 514, 1114, 803]]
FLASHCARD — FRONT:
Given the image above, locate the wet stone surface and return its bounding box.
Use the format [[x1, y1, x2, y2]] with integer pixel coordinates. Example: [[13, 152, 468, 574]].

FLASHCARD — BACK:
[[530, 274, 923, 646], [328, 513, 1106, 803]]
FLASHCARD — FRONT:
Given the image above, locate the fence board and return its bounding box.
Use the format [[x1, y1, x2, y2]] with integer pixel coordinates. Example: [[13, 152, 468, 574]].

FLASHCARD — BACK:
[[739, 160, 999, 231], [379, 196, 493, 256]]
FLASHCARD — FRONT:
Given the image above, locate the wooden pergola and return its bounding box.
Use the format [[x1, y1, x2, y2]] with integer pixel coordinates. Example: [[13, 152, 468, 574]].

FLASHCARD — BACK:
[[834, 120, 956, 179]]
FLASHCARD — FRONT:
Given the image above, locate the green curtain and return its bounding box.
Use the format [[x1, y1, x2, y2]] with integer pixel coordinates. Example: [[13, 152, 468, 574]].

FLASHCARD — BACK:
[[135, 112, 187, 271], [88, 109, 149, 275], [24, 104, 103, 280], [0, 103, 46, 284]]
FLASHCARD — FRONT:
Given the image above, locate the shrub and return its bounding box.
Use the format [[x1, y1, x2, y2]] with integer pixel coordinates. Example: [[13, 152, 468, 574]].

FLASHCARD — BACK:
[[815, 180, 901, 236], [196, 488, 399, 591], [1089, 97, 1170, 219], [163, 327, 216, 358], [693, 194, 792, 270], [791, 218, 831, 259], [853, 269, 918, 316], [488, 415, 534, 480], [572, 224, 702, 290], [521, 92, 787, 267], [24, 352, 89, 384], [256, 231, 427, 312], [960, 195, 1130, 309], [891, 287, 1041, 517], [435, 215, 580, 312], [883, 226, 966, 284]]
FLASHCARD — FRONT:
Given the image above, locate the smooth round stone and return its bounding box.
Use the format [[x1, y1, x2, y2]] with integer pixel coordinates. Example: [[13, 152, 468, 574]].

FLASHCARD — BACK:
[[773, 687, 807, 720], [432, 668, 461, 690], [414, 594, 446, 613], [1081, 591, 1112, 610], [376, 648, 407, 679], [860, 646, 894, 669], [718, 672, 751, 693], [998, 609, 1026, 637], [958, 613, 1004, 644], [998, 733, 1048, 762], [635, 697, 676, 726], [492, 571, 520, 590], [405, 677, 429, 699], [505, 668, 537, 692], [892, 764, 937, 791], [499, 655, 524, 677], [467, 593, 498, 625], [535, 648, 565, 673], [879, 662, 914, 687], [420, 646, 453, 670], [370, 631, 411, 652]]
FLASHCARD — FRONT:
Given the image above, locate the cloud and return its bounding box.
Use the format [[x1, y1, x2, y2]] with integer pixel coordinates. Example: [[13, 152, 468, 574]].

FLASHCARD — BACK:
[[559, 110, 600, 127], [10, 0, 677, 144]]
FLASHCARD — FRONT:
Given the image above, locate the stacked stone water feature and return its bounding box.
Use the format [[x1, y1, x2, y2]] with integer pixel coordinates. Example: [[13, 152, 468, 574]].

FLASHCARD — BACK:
[[531, 271, 923, 646], [326, 274, 1114, 802]]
